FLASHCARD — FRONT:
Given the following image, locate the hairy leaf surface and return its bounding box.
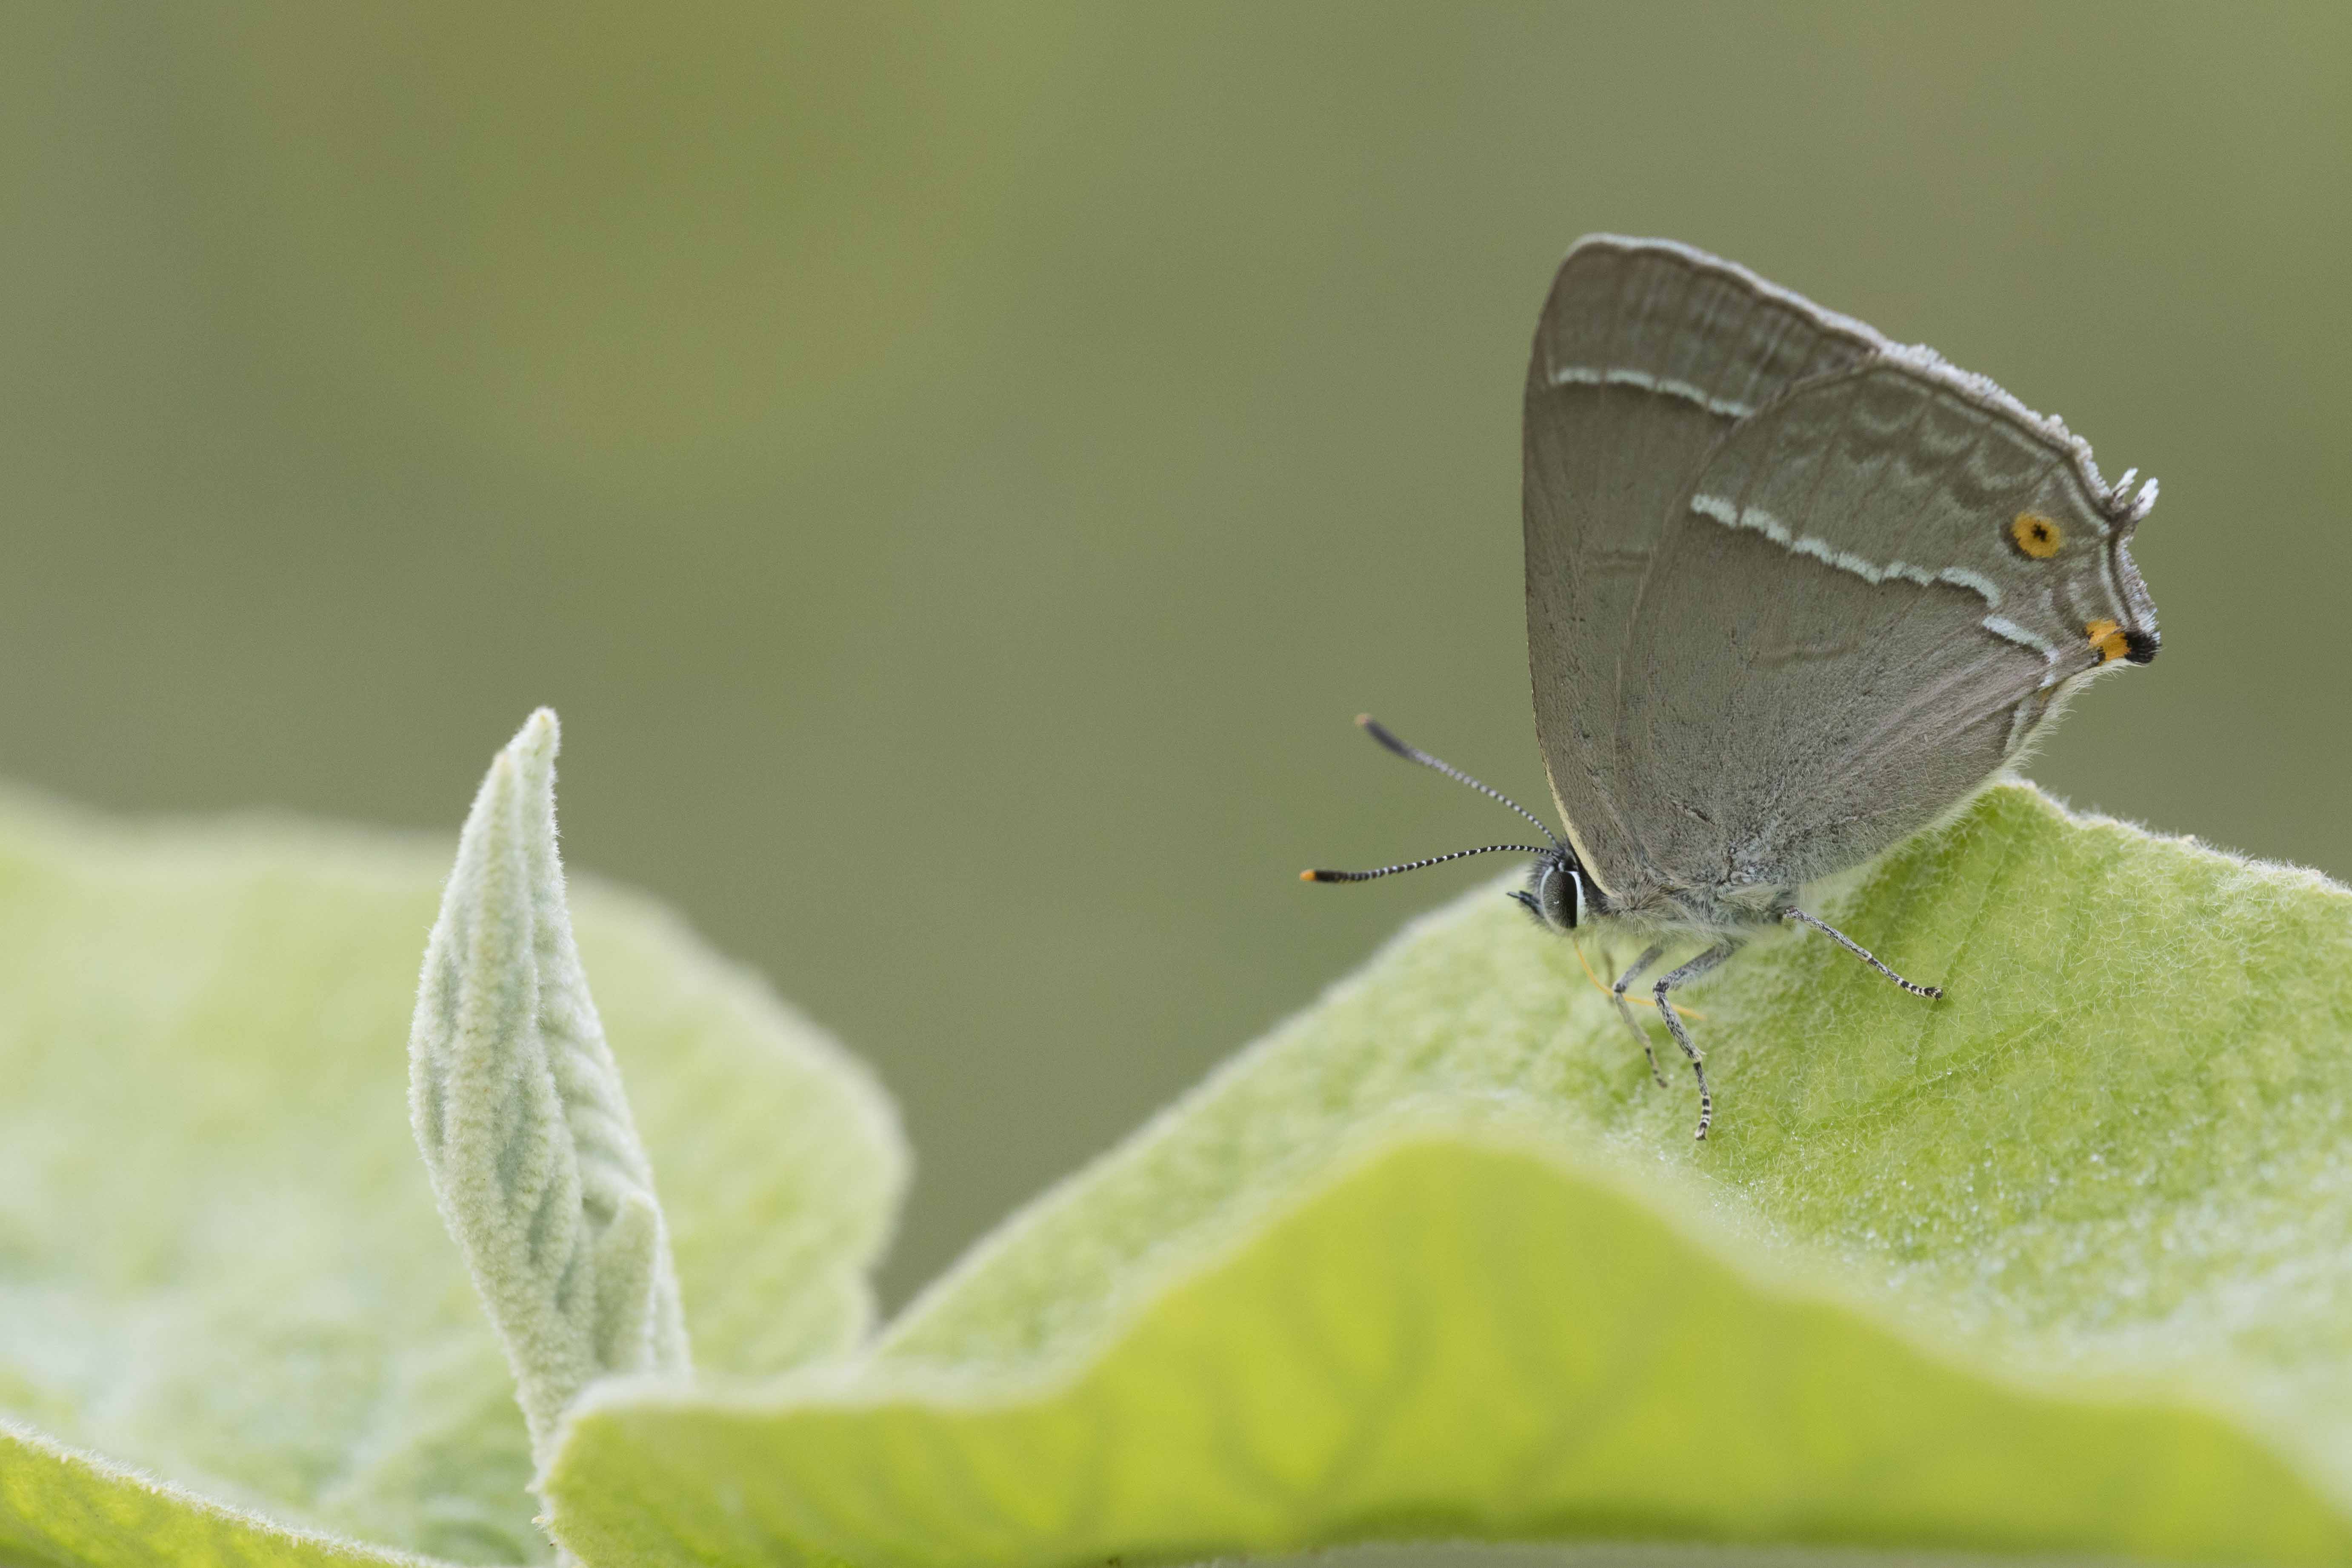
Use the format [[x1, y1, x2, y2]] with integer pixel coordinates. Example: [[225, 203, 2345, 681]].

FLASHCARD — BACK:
[[0, 787, 904, 1566], [550, 785, 2352, 1568]]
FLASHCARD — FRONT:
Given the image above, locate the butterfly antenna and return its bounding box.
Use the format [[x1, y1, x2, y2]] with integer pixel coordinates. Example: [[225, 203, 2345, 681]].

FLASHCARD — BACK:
[[1301, 844, 1554, 883], [1354, 714, 1563, 850]]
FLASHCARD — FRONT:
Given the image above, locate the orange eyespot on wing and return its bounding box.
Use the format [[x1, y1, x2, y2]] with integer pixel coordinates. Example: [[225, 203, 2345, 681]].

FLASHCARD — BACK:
[[2009, 511, 2063, 558], [2086, 617, 2131, 664]]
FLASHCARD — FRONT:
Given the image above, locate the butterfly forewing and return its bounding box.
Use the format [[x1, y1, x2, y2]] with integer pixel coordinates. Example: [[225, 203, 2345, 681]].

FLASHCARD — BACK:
[[1523, 237, 1875, 895]]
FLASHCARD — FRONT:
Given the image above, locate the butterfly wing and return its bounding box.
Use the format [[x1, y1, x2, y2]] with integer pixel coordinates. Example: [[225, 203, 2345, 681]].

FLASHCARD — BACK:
[[1608, 351, 2158, 900], [1523, 237, 1877, 895]]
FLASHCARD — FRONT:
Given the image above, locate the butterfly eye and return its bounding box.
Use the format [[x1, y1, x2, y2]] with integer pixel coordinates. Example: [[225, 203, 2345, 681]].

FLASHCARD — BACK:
[[2009, 511, 2063, 559]]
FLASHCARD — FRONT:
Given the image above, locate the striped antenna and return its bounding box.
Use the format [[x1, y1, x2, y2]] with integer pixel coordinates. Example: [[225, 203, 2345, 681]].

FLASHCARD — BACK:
[[1301, 843, 1552, 883], [1353, 715, 1562, 850]]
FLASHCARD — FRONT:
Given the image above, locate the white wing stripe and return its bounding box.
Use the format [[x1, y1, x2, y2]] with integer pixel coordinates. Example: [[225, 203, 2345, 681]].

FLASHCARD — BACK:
[[1690, 494, 2000, 605], [1938, 566, 2001, 602], [1550, 363, 1756, 420], [1691, 493, 2062, 663], [1980, 615, 2061, 661]]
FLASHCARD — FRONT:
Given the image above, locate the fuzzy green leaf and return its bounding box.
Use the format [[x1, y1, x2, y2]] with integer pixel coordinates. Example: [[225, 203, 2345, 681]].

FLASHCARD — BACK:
[[409, 710, 690, 1465], [549, 783, 2352, 1568], [0, 777, 905, 1567]]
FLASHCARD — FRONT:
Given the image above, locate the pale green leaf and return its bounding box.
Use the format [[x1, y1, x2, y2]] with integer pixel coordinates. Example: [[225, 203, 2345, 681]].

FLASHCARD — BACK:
[[0, 777, 905, 1567], [548, 782, 2352, 1568], [409, 710, 690, 1465]]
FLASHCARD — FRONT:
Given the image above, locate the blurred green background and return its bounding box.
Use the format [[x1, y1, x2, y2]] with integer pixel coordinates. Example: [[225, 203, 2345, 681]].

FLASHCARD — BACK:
[[3, 4, 2344, 1307]]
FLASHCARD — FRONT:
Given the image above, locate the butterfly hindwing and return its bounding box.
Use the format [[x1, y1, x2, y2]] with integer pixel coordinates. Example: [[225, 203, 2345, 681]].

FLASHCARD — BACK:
[[1609, 354, 2153, 893]]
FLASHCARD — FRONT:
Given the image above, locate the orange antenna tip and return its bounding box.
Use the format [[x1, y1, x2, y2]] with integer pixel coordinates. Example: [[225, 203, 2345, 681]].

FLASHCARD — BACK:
[[1299, 868, 1317, 881]]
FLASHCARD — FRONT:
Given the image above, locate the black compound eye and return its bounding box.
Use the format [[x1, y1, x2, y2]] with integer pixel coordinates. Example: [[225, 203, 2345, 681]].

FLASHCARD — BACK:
[[1532, 859, 1574, 931]]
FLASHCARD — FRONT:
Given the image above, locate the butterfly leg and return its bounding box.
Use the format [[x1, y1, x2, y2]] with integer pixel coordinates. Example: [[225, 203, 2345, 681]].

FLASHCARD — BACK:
[[1608, 942, 1672, 1088], [1653, 940, 1739, 1141], [1783, 908, 1942, 999]]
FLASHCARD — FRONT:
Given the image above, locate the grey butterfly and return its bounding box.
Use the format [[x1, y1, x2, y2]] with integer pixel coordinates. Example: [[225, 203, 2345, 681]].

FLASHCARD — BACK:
[[1308, 235, 2160, 1139]]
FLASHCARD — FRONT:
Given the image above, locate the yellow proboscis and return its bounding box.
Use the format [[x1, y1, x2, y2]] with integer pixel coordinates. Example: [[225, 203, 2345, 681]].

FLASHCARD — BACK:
[[1570, 937, 1706, 1020]]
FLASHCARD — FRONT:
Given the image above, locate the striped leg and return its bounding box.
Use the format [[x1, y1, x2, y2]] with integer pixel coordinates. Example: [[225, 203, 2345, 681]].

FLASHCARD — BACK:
[[1783, 908, 1942, 999], [1653, 940, 1739, 1141], [1608, 942, 1672, 1088]]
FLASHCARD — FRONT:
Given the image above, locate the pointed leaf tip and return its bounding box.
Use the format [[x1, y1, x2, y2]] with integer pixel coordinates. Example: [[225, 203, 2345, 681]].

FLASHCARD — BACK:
[[511, 705, 560, 757]]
